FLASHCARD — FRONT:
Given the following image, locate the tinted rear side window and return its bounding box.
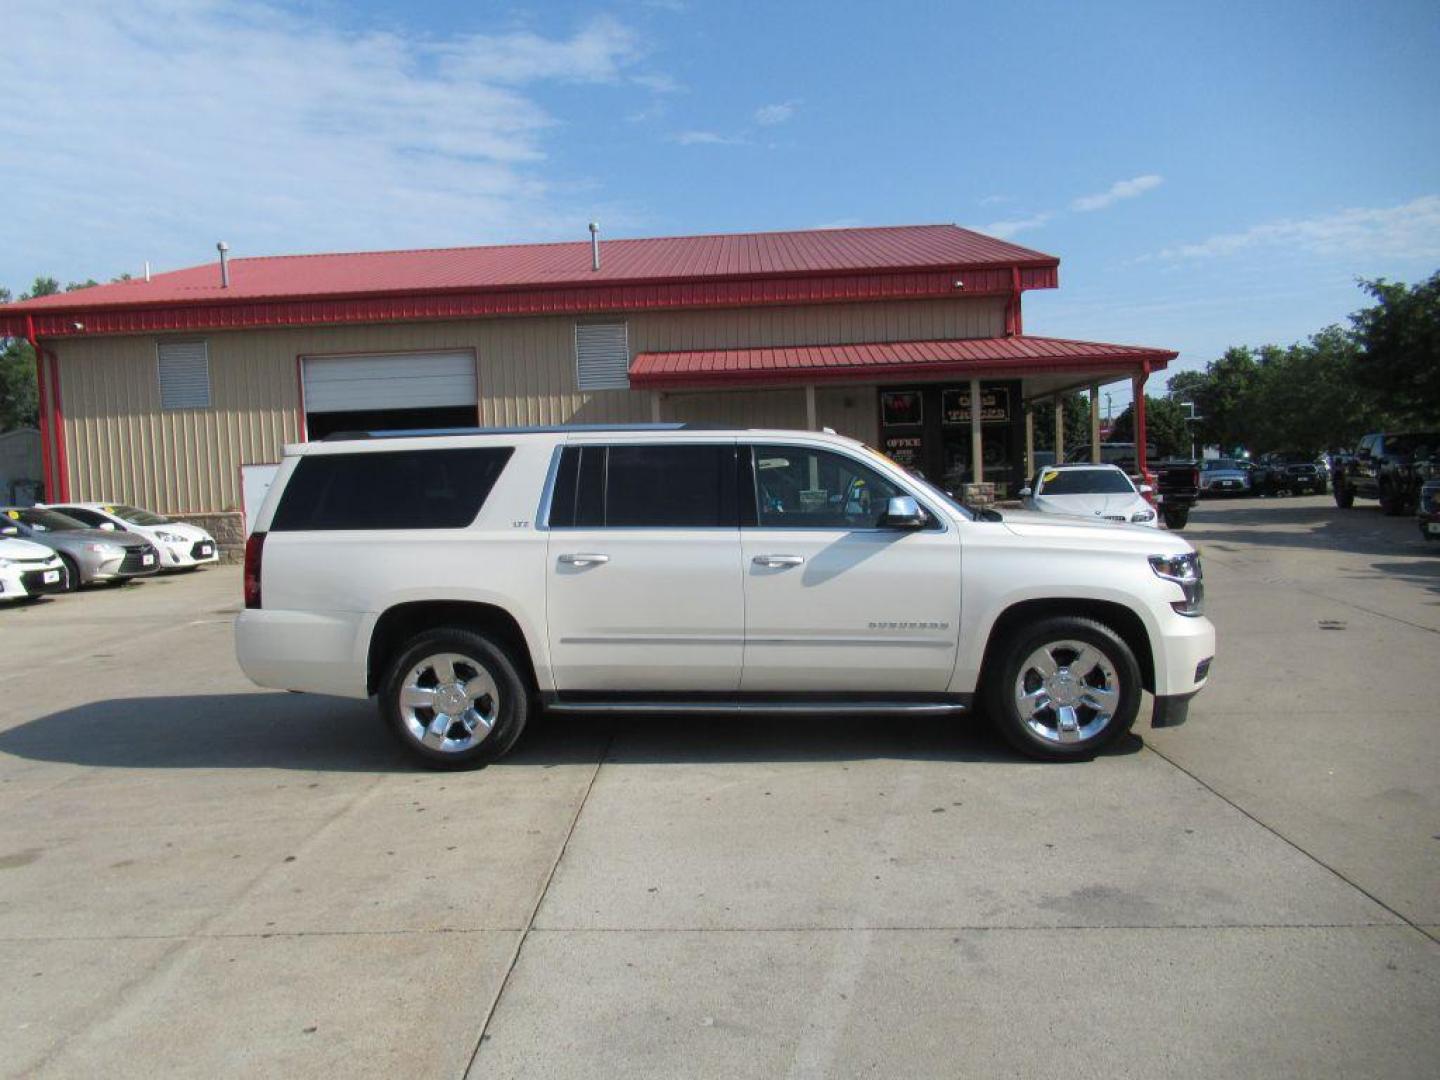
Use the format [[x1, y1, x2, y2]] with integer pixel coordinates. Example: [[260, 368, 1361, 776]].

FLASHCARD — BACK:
[[607, 445, 732, 526], [549, 444, 735, 527], [271, 448, 512, 531]]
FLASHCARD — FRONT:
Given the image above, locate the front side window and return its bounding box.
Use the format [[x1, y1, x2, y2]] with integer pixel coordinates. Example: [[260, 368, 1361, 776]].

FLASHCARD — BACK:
[[53, 507, 107, 527], [750, 444, 907, 529], [550, 444, 734, 528]]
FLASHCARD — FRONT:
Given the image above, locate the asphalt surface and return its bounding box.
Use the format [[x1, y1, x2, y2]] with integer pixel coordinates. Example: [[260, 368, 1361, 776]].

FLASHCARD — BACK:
[[1, 495, 1436, 1078]]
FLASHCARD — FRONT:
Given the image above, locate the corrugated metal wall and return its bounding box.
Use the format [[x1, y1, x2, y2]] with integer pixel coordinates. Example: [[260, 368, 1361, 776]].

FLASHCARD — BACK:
[[52, 297, 1003, 513]]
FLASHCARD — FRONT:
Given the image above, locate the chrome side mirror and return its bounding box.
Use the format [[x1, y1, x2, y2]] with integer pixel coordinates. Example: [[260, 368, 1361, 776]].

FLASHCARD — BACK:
[[1139, 483, 1155, 495], [883, 495, 926, 529], [100, 522, 117, 531], [1018, 486, 1033, 497]]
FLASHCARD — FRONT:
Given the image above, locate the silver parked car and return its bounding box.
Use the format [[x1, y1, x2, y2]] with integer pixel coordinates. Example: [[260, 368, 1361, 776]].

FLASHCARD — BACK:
[[1198, 458, 1252, 497], [0, 507, 160, 590]]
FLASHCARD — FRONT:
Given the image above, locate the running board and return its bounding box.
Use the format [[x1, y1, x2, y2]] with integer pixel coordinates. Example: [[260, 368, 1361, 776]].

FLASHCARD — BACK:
[[543, 700, 969, 717]]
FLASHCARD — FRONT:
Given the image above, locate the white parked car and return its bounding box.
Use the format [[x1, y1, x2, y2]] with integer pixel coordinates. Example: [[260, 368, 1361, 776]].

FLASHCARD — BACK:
[[0, 535, 69, 601], [1020, 464, 1160, 528], [236, 426, 1214, 768], [45, 502, 219, 570]]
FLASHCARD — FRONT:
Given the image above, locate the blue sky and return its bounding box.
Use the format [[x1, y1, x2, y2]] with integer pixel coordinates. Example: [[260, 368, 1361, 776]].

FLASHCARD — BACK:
[[6, 0, 1439, 403]]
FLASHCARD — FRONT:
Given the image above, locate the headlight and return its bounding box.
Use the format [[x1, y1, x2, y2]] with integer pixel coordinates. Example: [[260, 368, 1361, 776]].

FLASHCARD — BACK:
[[1131, 509, 1156, 523], [156, 530, 187, 543], [87, 543, 126, 556], [1150, 552, 1204, 616]]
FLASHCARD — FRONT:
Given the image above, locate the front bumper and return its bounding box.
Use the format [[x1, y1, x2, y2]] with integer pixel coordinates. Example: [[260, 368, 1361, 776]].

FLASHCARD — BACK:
[[1152, 611, 1215, 699], [20, 565, 69, 596], [159, 538, 219, 569]]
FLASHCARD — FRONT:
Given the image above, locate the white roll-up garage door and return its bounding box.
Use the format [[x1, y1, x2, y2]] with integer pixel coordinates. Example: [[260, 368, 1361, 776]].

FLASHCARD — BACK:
[[302, 351, 477, 414]]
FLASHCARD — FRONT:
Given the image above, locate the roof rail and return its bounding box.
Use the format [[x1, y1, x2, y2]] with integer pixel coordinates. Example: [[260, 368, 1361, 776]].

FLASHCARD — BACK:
[[316, 422, 735, 442]]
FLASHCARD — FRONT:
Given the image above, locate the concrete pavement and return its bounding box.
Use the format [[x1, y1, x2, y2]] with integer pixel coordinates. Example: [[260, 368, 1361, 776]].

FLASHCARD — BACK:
[[0, 495, 1436, 1077]]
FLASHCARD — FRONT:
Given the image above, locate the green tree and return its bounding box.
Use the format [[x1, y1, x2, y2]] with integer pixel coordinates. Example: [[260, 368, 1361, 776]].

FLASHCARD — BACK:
[[0, 337, 38, 430], [1350, 271, 1440, 425], [0, 274, 113, 431], [24, 276, 60, 299], [1109, 395, 1191, 458], [1031, 392, 1090, 456]]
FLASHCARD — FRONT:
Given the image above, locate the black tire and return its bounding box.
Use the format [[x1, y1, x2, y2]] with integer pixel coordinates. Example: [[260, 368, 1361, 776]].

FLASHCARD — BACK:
[[984, 616, 1142, 761], [378, 627, 530, 770], [1334, 483, 1353, 509], [57, 554, 80, 593], [1163, 506, 1189, 530]]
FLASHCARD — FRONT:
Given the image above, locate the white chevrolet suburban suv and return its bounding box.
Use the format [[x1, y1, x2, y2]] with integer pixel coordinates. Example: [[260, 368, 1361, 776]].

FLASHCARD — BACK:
[[236, 425, 1214, 769]]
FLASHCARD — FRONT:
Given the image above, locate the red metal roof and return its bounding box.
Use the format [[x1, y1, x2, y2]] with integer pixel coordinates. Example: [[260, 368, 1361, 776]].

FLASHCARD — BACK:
[[630, 335, 1178, 389], [0, 224, 1059, 338]]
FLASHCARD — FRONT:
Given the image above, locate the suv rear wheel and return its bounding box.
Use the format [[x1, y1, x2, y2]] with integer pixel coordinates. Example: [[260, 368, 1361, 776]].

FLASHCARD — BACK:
[[986, 616, 1141, 760], [379, 627, 529, 770]]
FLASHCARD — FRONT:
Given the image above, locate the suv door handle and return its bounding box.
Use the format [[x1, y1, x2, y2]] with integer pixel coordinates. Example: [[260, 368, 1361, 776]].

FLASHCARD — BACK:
[[558, 553, 610, 567], [753, 554, 804, 567]]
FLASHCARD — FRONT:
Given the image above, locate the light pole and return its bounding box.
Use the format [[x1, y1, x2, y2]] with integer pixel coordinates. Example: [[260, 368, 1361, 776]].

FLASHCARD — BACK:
[[1175, 399, 1202, 460]]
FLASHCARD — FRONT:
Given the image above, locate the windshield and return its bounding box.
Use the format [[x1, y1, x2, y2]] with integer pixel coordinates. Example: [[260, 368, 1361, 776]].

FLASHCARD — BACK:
[[109, 504, 169, 526], [5, 508, 89, 532], [1203, 459, 1240, 471], [1036, 469, 1135, 496]]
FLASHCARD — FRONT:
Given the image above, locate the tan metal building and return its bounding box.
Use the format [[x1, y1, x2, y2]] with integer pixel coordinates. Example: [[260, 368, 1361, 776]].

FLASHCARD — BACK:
[[0, 224, 1175, 536]]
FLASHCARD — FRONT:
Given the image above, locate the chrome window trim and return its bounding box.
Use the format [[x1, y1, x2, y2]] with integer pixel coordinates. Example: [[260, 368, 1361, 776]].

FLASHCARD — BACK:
[[534, 445, 566, 531]]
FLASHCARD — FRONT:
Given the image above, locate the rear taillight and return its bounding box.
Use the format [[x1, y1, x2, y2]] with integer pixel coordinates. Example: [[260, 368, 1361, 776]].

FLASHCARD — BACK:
[[243, 531, 266, 609]]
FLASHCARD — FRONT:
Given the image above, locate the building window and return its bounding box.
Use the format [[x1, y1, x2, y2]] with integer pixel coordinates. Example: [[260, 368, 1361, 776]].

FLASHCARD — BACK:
[[574, 322, 630, 390], [157, 340, 212, 409]]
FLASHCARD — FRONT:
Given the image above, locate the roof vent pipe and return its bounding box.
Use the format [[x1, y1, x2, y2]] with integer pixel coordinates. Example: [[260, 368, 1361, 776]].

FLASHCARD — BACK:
[[217, 241, 230, 288], [143, 260, 152, 283], [588, 222, 600, 272]]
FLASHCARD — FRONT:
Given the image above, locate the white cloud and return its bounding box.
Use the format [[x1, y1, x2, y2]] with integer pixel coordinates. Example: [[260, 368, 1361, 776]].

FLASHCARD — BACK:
[[434, 15, 641, 84], [978, 194, 1013, 206], [1071, 174, 1164, 212], [632, 72, 684, 94], [983, 213, 1051, 239], [1156, 195, 1440, 261], [672, 130, 747, 146], [0, 1, 659, 287], [754, 101, 798, 126]]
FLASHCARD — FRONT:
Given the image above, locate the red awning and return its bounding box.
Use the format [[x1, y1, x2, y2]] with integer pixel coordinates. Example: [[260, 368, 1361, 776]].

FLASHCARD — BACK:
[[629, 335, 1178, 389]]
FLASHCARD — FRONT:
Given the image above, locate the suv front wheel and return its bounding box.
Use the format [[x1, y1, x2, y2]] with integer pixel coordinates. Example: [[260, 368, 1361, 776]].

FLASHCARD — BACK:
[[379, 627, 529, 769], [986, 616, 1141, 760]]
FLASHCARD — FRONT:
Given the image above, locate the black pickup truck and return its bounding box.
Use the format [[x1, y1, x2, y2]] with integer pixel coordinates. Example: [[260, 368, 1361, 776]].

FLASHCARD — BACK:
[[1065, 443, 1200, 530], [1254, 451, 1328, 496], [1333, 432, 1440, 515]]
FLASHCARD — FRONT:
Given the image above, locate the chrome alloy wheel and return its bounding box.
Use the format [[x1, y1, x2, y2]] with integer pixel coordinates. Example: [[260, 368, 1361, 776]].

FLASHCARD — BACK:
[[398, 652, 500, 753], [1012, 639, 1120, 745]]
